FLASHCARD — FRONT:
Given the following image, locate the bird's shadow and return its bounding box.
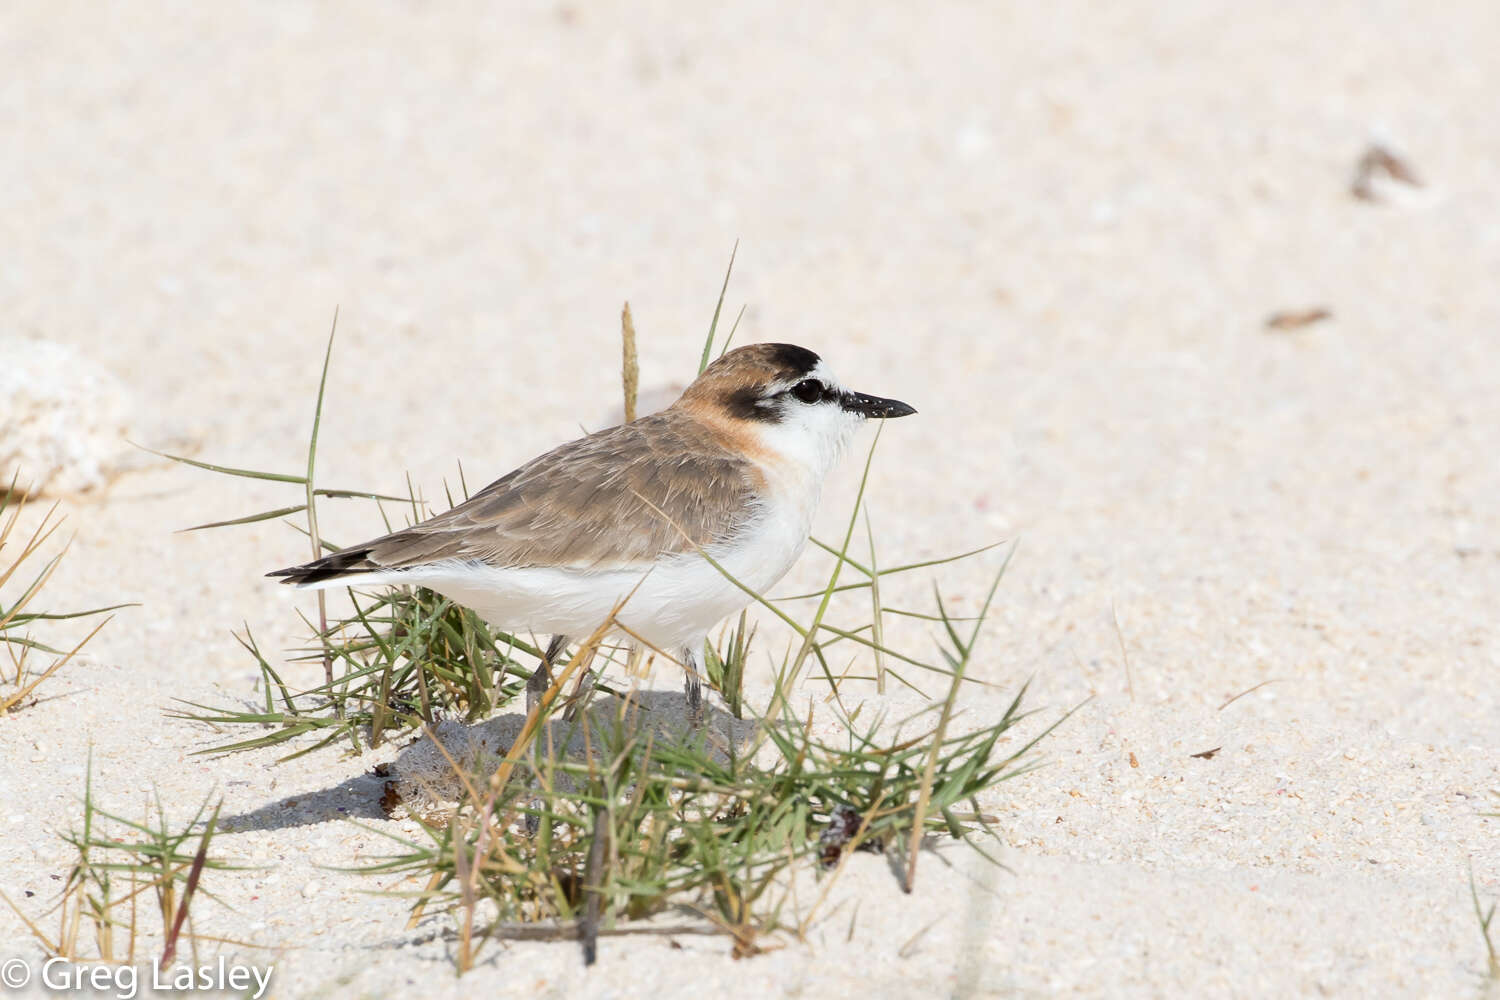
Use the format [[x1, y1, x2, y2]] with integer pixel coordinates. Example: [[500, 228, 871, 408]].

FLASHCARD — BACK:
[[220, 771, 393, 831], [217, 690, 756, 834]]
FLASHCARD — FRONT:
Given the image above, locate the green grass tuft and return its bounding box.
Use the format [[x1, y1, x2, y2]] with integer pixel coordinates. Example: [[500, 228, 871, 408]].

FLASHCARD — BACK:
[[0, 476, 130, 714], [0, 752, 248, 965]]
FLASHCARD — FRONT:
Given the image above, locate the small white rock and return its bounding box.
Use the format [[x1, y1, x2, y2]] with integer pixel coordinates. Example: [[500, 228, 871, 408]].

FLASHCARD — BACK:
[[0, 338, 135, 496]]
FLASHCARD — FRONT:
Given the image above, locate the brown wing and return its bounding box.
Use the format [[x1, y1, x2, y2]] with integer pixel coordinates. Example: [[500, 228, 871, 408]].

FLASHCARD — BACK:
[[272, 412, 759, 582]]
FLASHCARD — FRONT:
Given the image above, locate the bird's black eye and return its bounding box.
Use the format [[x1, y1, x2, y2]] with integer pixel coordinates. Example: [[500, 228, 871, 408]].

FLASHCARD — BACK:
[[790, 379, 826, 404]]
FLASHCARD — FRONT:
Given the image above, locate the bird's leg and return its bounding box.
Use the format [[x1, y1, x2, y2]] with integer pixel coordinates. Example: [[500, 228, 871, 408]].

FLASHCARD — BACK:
[[527, 634, 569, 716], [681, 644, 705, 730], [561, 651, 599, 722], [523, 634, 569, 839]]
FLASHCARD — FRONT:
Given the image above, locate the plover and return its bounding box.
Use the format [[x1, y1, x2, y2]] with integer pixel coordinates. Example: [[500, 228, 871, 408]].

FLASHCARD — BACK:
[[269, 342, 915, 722]]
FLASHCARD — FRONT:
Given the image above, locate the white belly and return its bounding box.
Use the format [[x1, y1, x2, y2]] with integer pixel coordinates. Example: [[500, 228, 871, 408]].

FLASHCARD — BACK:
[[388, 498, 813, 653]]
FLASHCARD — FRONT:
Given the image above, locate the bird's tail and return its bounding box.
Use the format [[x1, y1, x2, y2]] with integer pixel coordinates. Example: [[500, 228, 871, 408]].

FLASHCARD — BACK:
[[266, 546, 379, 587]]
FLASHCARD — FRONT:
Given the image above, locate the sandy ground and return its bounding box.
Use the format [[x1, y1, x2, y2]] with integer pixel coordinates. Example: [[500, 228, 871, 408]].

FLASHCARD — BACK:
[[4, 1, 1499, 996]]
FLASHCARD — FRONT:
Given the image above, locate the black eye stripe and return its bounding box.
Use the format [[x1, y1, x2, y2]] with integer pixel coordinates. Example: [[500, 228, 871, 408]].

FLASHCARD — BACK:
[[724, 385, 784, 422]]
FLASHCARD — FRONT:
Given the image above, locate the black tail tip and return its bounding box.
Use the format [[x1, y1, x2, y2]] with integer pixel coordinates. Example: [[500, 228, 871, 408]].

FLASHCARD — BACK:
[[266, 547, 375, 586], [265, 565, 324, 586]]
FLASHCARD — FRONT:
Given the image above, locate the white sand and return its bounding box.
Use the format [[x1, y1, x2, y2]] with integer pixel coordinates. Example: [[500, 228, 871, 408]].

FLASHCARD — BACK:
[[3, 2, 1497, 996]]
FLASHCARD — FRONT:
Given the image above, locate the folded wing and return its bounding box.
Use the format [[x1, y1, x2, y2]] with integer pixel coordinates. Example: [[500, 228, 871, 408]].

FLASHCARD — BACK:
[[268, 413, 758, 585]]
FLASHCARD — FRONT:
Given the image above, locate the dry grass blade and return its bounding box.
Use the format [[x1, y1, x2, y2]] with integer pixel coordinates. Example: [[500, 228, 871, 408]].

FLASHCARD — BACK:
[[1112, 599, 1134, 701], [897, 913, 943, 958], [0, 885, 62, 954], [1218, 678, 1284, 711], [1351, 143, 1422, 201], [621, 301, 639, 423], [0, 492, 65, 595], [1, 615, 112, 714], [160, 802, 221, 966], [1265, 307, 1333, 331], [1, 479, 127, 714], [485, 610, 623, 800]]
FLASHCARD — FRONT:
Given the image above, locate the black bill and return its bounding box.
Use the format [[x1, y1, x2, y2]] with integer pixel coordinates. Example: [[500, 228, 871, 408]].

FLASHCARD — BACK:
[[841, 391, 917, 419]]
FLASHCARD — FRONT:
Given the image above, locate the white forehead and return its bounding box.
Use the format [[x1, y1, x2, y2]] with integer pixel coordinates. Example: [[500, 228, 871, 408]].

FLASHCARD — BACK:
[[806, 359, 843, 389]]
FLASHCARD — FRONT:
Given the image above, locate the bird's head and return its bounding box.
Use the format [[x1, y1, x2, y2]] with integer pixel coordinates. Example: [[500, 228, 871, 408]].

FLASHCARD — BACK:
[[675, 342, 916, 477]]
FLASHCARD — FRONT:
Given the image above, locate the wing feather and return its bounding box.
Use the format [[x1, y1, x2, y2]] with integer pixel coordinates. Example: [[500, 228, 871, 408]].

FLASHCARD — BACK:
[[276, 413, 759, 581]]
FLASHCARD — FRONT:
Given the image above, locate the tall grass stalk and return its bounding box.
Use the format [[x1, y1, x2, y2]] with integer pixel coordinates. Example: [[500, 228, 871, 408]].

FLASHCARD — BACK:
[[304, 311, 340, 708]]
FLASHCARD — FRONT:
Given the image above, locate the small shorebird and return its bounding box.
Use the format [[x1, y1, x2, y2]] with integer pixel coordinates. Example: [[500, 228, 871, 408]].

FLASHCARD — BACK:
[[269, 342, 915, 723]]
